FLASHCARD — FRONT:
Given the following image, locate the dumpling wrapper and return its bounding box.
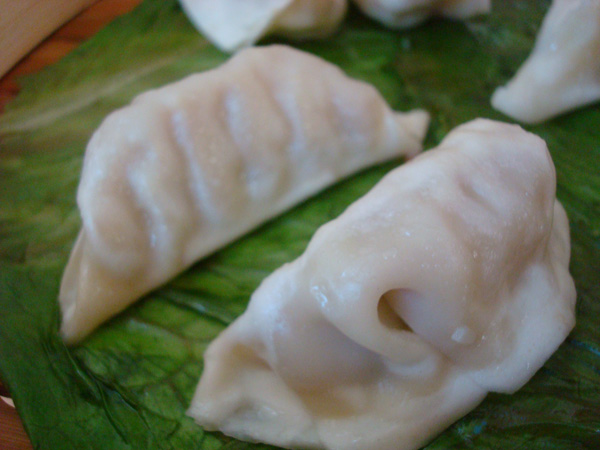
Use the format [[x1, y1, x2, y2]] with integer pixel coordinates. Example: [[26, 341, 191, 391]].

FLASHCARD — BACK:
[[492, 0, 600, 124], [188, 119, 576, 450], [352, 0, 491, 29], [178, 0, 347, 52], [59, 45, 430, 344]]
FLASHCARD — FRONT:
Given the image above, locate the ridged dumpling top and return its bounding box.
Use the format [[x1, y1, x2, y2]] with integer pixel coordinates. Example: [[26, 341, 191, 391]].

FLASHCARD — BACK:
[[492, 0, 600, 124], [178, 0, 347, 52], [188, 119, 576, 450], [59, 45, 429, 344]]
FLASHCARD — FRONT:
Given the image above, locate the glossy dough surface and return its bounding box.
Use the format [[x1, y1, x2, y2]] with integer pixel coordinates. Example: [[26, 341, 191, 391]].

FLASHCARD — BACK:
[[352, 0, 491, 28], [492, 0, 600, 124], [189, 119, 576, 450], [178, 0, 347, 52], [59, 45, 429, 343]]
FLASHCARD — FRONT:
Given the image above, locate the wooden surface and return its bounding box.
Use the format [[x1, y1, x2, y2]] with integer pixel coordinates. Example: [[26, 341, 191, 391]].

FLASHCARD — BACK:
[[0, 0, 142, 113], [0, 382, 32, 450], [0, 0, 96, 77], [0, 1, 143, 448]]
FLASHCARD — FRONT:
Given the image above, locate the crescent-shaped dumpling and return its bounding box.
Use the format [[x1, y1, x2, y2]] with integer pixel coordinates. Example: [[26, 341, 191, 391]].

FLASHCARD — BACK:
[[188, 119, 576, 450], [492, 0, 600, 124], [178, 0, 347, 52], [59, 45, 430, 344], [352, 0, 491, 29]]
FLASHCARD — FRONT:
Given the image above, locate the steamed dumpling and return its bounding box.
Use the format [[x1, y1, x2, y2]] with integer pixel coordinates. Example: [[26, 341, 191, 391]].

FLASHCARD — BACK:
[[188, 119, 576, 450], [492, 0, 600, 124], [178, 0, 347, 52], [59, 45, 429, 344], [352, 0, 491, 29], [179, 0, 491, 52]]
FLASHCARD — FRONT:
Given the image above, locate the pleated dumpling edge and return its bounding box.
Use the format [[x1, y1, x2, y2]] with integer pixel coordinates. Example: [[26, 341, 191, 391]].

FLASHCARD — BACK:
[[59, 45, 430, 344]]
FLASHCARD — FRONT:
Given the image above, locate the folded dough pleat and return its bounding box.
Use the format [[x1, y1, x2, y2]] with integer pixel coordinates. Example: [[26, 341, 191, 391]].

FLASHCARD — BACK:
[[188, 119, 576, 450], [492, 0, 600, 124], [59, 45, 429, 344], [178, 0, 348, 52]]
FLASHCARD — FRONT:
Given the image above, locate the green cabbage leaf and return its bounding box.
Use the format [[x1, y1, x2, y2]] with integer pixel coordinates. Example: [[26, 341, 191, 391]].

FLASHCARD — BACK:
[[0, 1, 598, 448]]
